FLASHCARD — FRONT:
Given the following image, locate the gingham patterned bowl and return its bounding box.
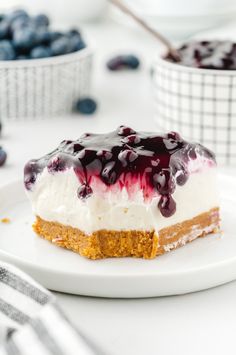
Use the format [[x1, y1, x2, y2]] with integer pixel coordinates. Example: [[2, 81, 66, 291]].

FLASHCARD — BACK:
[[153, 56, 236, 165], [0, 47, 93, 121]]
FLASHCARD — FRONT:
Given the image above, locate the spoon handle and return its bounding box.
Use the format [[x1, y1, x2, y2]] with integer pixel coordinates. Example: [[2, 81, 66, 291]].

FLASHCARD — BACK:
[[109, 0, 180, 61]]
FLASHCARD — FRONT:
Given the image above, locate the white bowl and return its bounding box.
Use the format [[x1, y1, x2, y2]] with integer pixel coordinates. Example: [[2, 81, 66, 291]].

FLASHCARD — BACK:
[[153, 56, 236, 165], [111, 0, 236, 39], [0, 47, 93, 121]]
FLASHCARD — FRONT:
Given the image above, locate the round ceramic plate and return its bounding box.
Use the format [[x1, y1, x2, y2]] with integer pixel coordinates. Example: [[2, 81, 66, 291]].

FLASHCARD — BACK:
[[0, 175, 235, 298]]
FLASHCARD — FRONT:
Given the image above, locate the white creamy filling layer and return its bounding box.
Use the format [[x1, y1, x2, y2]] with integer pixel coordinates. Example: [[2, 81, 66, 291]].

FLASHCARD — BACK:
[[26, 167, 219, 235]]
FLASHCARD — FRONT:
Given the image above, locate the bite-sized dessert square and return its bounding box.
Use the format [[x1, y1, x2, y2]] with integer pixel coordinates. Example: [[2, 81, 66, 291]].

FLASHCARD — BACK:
[[24, 126, 220, 259]]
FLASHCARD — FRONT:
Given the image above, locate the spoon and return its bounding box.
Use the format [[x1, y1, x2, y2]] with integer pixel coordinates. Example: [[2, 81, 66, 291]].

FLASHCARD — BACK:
[[109, 0, 180, 61]]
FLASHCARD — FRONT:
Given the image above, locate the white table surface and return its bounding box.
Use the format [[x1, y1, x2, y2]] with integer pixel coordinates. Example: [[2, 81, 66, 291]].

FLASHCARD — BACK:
[[1, 19, 236, 355]]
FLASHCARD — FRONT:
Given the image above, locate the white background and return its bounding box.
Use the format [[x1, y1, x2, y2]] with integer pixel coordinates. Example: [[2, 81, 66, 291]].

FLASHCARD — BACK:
[[0, 19, 236, 355]]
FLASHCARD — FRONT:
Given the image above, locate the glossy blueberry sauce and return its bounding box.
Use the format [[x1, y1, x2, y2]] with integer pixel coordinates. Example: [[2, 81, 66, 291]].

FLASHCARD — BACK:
[[24, 126, 216, 218], [165, 40, 236, 70]]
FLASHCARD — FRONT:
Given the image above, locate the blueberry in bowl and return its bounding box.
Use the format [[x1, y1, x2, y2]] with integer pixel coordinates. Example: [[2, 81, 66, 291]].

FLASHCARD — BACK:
[[0, 8, 87, 61], [0, 147, 7, 167], [0, 9, 93, 120]]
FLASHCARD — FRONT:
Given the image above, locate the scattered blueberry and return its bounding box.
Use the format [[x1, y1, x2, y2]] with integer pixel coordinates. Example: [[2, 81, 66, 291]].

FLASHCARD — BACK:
[[74, 98, 97, 115], [107, 54, 140, 71], [0, 147, 7, 167], [33, 14, 49, 28], [30, 45, 52, 59], [0, 40, 15, 60]]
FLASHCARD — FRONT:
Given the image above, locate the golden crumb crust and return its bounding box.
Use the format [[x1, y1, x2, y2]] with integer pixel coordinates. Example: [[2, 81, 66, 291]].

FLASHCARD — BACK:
[[33, 207, 220, 260]]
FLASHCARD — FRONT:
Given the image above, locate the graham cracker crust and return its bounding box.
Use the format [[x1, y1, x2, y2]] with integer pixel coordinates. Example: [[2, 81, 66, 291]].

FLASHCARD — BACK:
[[33, 207, 220, 260]]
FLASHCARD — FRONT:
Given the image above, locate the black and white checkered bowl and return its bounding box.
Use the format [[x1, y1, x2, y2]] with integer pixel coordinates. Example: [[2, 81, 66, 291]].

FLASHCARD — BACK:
[[153, 56, 236, 165], [0, 47, 93, 121]]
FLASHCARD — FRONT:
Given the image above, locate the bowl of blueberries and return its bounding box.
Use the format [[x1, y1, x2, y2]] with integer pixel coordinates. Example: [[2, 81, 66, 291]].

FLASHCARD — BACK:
[[153, 40, 236, 165], [0, 9, 93, 120]]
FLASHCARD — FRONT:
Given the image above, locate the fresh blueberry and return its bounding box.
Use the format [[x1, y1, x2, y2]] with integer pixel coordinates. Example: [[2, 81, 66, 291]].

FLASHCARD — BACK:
[[13, 26, 37, 49], [50, 36, 71, 56], [77, 183, 93, 200], [0, 147, 7, 167], [33, 14, 49, 27], [35, 29, 51, 45], [74, 98, 97, 115], [68, 28, 81, 37], [0, 40, 15, 60], [0, 21, 9, 39], [16, 54, 28, 60], [30, 45, 52, 59], [68, 36, 86, 53], [107, 54, 140, 71], [49, 31, 63, 42]]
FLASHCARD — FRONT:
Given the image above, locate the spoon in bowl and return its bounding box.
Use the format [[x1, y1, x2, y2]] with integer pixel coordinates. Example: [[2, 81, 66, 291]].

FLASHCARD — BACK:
[[109, 0, 181, 62]]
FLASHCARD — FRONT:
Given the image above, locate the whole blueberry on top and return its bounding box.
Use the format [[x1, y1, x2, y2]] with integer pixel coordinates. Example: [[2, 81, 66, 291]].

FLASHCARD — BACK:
[[74, 98, 97, 115], [165, 40, 236, 70], [24, 127, 216, 218], [107, 54, 140, 71]]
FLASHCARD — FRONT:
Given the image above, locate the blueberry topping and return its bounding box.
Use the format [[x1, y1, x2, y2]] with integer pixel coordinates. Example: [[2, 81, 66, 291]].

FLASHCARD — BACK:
[[107, 55, 140, 71], [117, 126, 136, 136], [165, 40, 236, 70], [74, 98, 97, 115], [0, 147, 7, 167], [24, 127, 216, 218], [47, 157, 66, 172], [77, 183, 93, 200]]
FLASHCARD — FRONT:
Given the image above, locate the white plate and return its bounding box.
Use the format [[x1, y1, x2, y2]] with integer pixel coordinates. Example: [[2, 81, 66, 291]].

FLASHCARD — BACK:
[[0, 176, 235, 298]]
